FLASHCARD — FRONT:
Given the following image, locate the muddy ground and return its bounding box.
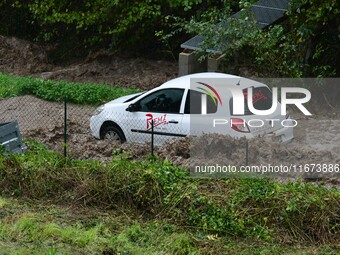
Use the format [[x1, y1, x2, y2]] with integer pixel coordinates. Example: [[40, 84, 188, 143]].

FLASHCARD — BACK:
[[0, 36, 177, 90], [0, 95, 339, 181]]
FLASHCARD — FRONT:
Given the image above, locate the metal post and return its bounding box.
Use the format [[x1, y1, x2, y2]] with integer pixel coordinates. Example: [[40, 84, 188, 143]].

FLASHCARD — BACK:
[[245, 141, 249, 166], [64, 96, 67, 158], [151, 119, 154, 157]]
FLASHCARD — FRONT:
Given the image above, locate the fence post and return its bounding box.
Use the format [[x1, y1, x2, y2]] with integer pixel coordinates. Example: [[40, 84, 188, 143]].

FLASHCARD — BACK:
[[151, 119, 154, 157], [245, 141, 249, 166], [64, 96, 67, 158]]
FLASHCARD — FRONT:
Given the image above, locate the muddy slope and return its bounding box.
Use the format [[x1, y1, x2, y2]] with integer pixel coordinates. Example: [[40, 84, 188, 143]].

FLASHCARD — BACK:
[[0, 36, 177, 90], [0, 36, 52, 75]]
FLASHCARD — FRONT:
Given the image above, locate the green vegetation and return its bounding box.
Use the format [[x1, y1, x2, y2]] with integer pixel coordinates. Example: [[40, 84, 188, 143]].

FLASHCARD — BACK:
[[1, 197, 337, 255], [0, 197, 197, 254], [0, 0, 212, 58], [0, 73, 140, 104], [0, 141, 339, 253], [166, 0, 339, 77]]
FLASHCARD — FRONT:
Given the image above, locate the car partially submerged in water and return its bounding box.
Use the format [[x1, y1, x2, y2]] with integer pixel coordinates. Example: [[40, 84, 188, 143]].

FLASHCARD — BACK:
[[90, 73, 294, 144]]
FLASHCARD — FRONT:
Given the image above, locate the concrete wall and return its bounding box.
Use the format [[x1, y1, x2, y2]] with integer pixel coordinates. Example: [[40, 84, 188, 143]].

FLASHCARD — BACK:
[[178, 50, 225, 76]]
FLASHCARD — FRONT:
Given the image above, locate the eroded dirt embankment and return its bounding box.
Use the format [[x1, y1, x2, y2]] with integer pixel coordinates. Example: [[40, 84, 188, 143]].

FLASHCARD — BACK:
[[0, 35, 177, 90]]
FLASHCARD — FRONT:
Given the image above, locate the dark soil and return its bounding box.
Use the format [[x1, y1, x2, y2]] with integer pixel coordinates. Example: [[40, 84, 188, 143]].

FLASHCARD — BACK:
[[0, 36, 52, 75], [0, 36, 177, 90]]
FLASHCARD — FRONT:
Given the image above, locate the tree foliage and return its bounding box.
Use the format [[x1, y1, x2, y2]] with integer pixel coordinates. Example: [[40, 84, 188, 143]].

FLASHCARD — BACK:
[[0, 0, 214, 57], [287, 0, 339, 77], [177, 0, 339, 77]]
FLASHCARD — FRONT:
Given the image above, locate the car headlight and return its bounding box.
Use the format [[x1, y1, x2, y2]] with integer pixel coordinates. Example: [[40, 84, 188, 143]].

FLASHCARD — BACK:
[[93, 105, 104, 116]]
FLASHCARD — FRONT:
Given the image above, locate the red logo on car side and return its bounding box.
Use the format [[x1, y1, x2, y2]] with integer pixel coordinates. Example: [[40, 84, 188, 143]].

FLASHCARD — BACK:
[[146, 113, 168, 130]]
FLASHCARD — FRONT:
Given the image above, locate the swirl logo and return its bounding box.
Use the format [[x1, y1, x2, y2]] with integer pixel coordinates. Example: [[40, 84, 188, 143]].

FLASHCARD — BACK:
[[196, 82, 222, 106]]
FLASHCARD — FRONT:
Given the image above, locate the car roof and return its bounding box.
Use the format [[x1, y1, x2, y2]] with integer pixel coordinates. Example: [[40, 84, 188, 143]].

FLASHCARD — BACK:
[[160, 72, 266, 89], [159, 72, 244, 89]]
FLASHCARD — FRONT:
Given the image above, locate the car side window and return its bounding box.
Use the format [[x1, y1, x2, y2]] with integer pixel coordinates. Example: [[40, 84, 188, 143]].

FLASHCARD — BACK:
[[137, 89, 184, 113], [184, 90, 218, 114]]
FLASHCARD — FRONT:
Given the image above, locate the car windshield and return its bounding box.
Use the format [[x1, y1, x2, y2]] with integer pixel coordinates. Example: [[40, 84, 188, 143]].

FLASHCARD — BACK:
[[229, 86, 273, 115], [124, 92, 145, 103]]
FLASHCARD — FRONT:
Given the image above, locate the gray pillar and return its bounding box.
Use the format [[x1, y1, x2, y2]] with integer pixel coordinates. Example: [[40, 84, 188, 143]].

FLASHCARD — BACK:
[[207, 54, 226, 72], [178, 50, 206, 76]]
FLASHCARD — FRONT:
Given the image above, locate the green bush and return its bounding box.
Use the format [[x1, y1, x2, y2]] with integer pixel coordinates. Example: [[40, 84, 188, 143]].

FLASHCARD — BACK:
[[0, 73, 25, 98], [0, 73, 140, 105]]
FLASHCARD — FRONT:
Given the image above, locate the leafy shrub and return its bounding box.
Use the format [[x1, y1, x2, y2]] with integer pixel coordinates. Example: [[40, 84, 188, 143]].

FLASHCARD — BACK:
[[0, 73, 140, 105], [0, 73, 25, 98]]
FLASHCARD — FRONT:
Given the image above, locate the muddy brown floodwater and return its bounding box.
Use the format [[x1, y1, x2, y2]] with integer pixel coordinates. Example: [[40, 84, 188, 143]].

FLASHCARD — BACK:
[[1, 96, 339, 176], [1, 35, 338, 188]]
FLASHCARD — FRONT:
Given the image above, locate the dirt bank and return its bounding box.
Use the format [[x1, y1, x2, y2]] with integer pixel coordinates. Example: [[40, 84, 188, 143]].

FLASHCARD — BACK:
[[0, 36, 177, 90], [0, 36, 52, 75], [40, 54, 177, 90]]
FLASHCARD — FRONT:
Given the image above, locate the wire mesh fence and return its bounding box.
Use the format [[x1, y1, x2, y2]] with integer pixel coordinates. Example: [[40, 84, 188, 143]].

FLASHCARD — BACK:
[[1, 94, 338, 179], [0, 95, 91, 157], [0, 95, 186, 159]]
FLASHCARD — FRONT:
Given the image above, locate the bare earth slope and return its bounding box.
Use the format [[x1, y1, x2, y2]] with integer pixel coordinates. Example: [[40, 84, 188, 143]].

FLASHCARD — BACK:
[[0, 36, 177, 90]]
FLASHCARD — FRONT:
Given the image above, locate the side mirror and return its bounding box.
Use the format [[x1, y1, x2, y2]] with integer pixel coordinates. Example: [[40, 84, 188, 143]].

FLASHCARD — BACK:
[[126, 103, 139, 112]]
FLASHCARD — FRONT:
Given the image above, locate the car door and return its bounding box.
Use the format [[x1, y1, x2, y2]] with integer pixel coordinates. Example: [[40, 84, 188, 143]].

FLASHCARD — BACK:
[[124, 88, 186, 144]]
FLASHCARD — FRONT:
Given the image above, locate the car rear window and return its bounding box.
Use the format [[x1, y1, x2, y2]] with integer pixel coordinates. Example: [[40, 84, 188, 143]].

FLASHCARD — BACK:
[[229, 86, 273, 115], [184, 90, 218, 114]]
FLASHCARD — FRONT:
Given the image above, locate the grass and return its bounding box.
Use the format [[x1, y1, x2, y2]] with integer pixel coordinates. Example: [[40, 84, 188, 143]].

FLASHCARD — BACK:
[[0, 72, 140, 104], [0, 141, 339, 250], [0, 197, 338, 255], [0, 197, 199, 254]]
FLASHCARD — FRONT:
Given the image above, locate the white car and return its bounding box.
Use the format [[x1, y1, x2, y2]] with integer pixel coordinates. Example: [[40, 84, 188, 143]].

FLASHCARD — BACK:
[[90, 72, 294, 144]]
